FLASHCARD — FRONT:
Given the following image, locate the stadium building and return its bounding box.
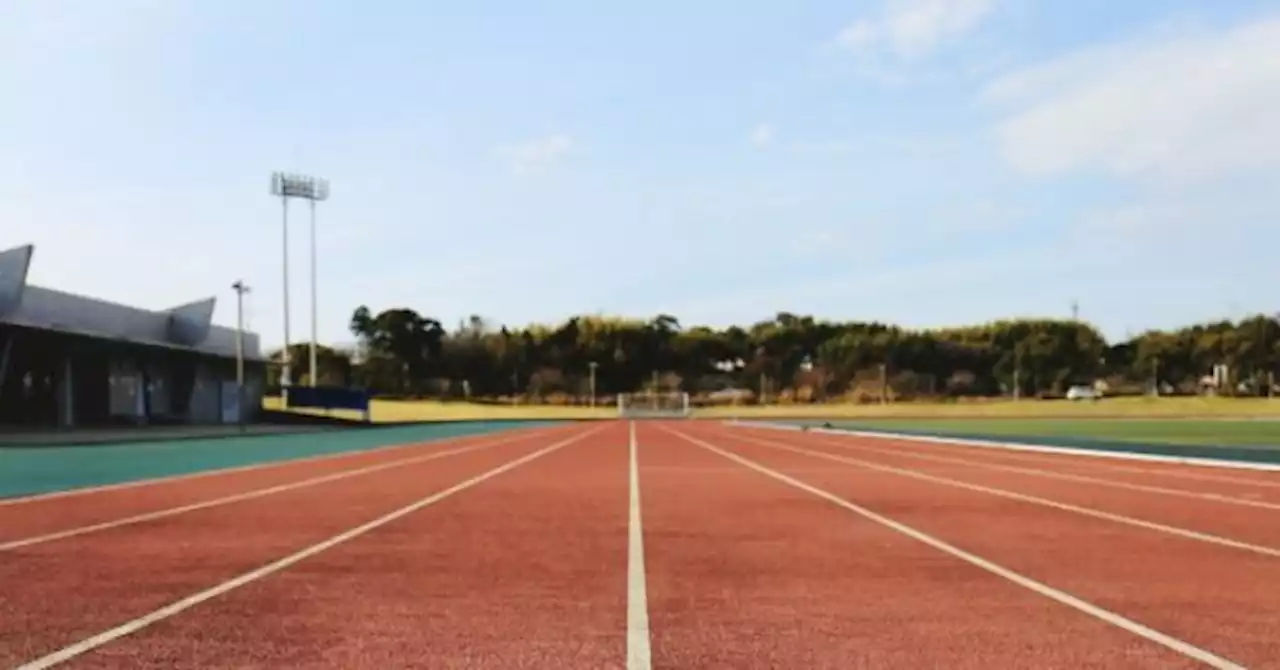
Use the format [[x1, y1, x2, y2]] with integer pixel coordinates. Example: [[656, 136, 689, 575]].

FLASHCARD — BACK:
[[0, 244, 267, 429]]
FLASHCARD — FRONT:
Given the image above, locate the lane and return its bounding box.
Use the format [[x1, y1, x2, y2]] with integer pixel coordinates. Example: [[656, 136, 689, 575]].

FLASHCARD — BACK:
[[686, 423, 1280, 668], [639, 422, 1197, 669], [0, 425, 596, 669], [756, 424, 1280, 494], [64, 422, 632, 669], [0, 425, 566, 544], [738, 428, 1280, 550]]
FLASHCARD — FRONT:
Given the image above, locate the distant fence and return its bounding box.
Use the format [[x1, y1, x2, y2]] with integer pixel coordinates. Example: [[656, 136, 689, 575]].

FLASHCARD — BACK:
[[283, 385, 371, 422]]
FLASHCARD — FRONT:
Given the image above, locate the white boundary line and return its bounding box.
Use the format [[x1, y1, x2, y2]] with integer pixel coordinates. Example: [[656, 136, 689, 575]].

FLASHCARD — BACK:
[[666, 426, 1248, 670], [794, 433, 1280, 511], [729, 431, 1280, 559], [796, 427, 1280, 490], [627, 421, 653, 670], [0, 430, 539, 551], [0, 424, 563, 506], [14, 425, 602, 670], [730, 421, 1280, 473]]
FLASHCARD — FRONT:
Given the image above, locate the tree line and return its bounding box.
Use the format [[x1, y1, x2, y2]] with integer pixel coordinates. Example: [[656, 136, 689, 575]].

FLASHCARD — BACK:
[[265, 306, 1280, 404]]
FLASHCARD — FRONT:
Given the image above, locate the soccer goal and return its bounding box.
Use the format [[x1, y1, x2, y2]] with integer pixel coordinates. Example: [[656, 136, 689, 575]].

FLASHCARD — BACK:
[[617, 391, 691, 418]]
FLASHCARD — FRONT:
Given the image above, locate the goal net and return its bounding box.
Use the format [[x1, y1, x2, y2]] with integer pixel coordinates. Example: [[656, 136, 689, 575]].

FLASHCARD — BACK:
[[617, 391, 691, 418]]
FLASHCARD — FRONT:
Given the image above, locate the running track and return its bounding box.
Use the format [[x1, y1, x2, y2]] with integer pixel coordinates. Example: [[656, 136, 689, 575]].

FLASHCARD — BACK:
[[1, 420, 1277, 668]]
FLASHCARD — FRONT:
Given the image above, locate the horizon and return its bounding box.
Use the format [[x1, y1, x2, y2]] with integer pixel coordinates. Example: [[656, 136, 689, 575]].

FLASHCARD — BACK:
[[5, 0, 1278, 349], [299, 307, 1279, 357]]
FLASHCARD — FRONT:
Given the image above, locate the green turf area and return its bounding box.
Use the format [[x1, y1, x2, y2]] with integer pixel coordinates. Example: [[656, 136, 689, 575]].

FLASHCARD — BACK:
[[811, 419, 1280, 447], [699, 396, 1280, 419], [0, 421, 557, 500], [782, 418, 1280, 465]]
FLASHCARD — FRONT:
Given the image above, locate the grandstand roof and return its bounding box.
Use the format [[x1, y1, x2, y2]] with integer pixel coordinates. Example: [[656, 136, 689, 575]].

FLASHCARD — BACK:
[[0, 244, 263, 360]]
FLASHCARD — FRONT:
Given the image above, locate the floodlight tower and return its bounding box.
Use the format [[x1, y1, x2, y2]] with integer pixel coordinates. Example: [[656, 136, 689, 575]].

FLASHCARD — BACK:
[[270, 172, 331, 394]]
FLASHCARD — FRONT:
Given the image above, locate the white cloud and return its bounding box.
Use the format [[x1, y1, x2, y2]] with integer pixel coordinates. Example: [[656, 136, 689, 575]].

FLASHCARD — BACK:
[[987, 17, 1280, 184], [498, 134, 574, 175], [836, 21, 878, 51], [749, 123, 776, 147], [836, 0, 997, 62]]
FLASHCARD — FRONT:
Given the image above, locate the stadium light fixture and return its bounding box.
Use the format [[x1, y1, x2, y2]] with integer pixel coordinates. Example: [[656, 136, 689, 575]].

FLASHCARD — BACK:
[[270, 172, 331, 392]]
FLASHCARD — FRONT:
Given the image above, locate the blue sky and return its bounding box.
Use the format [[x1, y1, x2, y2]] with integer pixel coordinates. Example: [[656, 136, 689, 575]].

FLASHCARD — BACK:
[[4, 0, 1280, 348]]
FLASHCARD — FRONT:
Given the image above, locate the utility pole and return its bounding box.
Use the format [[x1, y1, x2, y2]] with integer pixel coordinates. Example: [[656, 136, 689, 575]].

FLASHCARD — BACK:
[[1071, 299, 1079, 322], [1013, 346, 1022, 402], [652, 370, 660, 410], [586, 361, 596, 409], [879, 363, 888, 405], [231, 280, 251, 430]]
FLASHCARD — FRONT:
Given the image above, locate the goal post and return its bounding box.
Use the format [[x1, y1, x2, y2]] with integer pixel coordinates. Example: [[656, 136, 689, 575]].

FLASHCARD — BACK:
[[617, 391, 691, 418]]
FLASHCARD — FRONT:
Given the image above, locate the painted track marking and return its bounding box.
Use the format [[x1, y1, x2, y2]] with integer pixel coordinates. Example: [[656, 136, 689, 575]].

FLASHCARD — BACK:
[[733, 421, 1280, 473], [788, 427, 1280, 491], [627, 421, 653, 670], [1, 430, 540, 551], [0, 425, 559, 506], [667, 426, 1248, 670], [798, 433, 1280, 510], [13, 426, 601, 670], [730, 431, 1280, 558]]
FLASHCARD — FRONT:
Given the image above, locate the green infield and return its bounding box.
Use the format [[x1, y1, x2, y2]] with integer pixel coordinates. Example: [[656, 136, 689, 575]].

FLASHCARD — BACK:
[[801, 418, 1280, 448], [775, 418, 1280, 465]]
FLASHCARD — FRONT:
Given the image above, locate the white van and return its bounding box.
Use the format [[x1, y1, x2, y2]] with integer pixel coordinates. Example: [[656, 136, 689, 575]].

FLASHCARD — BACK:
[[1065, 385, 1100, 401]]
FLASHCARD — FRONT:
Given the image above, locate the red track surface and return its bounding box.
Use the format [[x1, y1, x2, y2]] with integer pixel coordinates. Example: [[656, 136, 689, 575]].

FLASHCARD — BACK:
[[731, 427, 1280, 548], [637, 423, 1194, 668], [2, 420, 1278, 669]]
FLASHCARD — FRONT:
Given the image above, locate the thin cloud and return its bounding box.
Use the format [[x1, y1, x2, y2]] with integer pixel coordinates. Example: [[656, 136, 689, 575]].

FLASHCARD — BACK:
[[498, 134, 574, 175], [985, 17, 1280, 184], [835, 0, 998, 62], [749, 123, 776, 147]]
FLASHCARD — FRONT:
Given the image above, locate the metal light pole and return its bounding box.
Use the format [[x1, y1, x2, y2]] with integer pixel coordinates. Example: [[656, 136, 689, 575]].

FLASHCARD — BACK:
[[1013, 345, 1022, 402], [231, 280, 251, 429], [879, 363, 888, 405], [588, 361, 599, 408], [270, 172, 330, 392]]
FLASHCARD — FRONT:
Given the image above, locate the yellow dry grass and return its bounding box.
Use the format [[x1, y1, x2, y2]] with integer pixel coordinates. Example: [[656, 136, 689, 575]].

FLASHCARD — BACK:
[[262, 396, 614, 422], [264, 395, 1280, 423]]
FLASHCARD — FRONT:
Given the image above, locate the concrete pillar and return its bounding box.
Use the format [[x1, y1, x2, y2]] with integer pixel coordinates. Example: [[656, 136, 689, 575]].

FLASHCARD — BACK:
[[0, 333, 12, 390], [57, 355, 74, 428]]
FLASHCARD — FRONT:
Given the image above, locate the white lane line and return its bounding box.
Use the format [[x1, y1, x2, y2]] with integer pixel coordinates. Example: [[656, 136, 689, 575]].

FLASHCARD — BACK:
[[731, 432, 1280, 559], [814, 431, 1280, 491], [666, 427, 1248, 670], [797, 433, 1280, 511], [732, 420, 1280, 473], [782, 424, 1280, 492], [1, 430, 540, 551], [627, 421, 653, 670], [0, 425, 562, 506], [14, 426, 601, 670]]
